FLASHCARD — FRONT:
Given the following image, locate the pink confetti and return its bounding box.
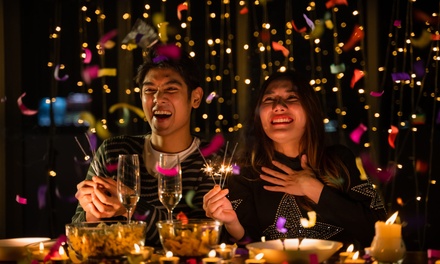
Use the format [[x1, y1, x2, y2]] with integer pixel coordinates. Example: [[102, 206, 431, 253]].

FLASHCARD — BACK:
[[309, 254, 319, 264], [43, 235, 67, 263], [200, 133, 225, 157], [106, 163, 118, 173], [177, 2, 188, 20], [83, 48, 92, 64], [155, 163, 180, 176], [206, 91, 217, 103], [342, 25, 364, 52], [360, 152, 396, 183], [16, 195, 27, 204], [81, 65, 100, 85], [54, 64, 69, 81], [156, 44, 182, 61], [17, 93, 38, 115], [272, 41, 289, 57], [350, 69, 365, 88], [393, 20, 401, 27], [370, 90, 384, 97], [239, 7, 249, 15], [134, 210, 150, 221], [99, 29, 118, 49], [232, 164, 240, 175], [276, 217, 288, 234], [349, 123, 367, 144], [388, 125, 398, 149]]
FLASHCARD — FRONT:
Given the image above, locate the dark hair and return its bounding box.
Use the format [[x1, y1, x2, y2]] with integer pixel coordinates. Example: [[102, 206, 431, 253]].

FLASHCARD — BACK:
[[135, 44, 202, 98], [240, 70, 348, 199]]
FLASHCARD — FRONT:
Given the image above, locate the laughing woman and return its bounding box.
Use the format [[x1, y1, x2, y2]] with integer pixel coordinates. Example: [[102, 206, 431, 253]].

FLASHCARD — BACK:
[[203, 70, 387, 249]]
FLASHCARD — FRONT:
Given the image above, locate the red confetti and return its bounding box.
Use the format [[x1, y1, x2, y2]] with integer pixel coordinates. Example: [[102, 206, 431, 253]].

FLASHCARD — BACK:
[[272, 41, 289, 57], [291, 20, 307, 33], [17, 93, 38, 116], [177, 2, 188, 21], [199, 133, 225, 157], [16, 195, 27, 204], [349, 123, 367, 144], [432, 34, 440, 41], [416, 160, 428, 174], [176, 211, 188, 224], [239, 7, 249, 15], [83, 48, 92, 64], [388, 125, 398, 149], [342, 25, 364, 52], [325, 0, 348, 9], [350, 69, 365, 88], [106, 163, 118, 173]]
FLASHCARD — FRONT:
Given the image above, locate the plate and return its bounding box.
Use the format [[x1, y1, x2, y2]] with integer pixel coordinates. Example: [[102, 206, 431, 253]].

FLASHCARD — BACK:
[[246, 238, 343, 264], [0, 237, 51, 261]]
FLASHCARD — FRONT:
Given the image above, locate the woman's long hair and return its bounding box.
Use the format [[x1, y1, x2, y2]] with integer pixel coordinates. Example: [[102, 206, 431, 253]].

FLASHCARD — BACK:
[[238, 71, 350, 206]]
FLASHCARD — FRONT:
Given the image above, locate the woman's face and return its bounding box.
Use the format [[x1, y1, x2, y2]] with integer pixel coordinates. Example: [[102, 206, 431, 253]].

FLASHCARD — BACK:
[[259, 79, 307, 152]]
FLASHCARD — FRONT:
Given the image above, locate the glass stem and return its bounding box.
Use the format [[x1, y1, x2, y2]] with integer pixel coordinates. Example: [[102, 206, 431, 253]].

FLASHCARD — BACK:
[[127, 208, 132, 223], [168, 209, 173, 222]]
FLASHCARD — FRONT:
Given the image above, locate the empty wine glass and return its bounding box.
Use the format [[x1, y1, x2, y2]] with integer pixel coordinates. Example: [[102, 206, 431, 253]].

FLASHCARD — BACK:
[[117, 154, 140, 223], [157, 153, 182, 222]]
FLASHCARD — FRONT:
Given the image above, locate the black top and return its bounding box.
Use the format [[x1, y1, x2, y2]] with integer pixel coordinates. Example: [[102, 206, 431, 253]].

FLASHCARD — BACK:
[[224, 144, 387, 249]]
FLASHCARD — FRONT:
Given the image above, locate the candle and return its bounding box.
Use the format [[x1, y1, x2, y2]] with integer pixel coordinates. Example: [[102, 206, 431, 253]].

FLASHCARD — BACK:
[[128, 244, 154, 264], [50, 246, 69, 264], [339, 244, 354, 263], [29, 242, 50, 262], [343, 251, 365, 264], [214, 243, 236, 261], [202, 250, 221, 264], [245, 253, 266, 264], [374, 212, 401, 238], [159, 251, 180, 264]]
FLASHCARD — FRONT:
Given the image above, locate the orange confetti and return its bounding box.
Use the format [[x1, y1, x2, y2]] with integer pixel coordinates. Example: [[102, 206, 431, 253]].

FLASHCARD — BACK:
[[432, 34, 440, 41], [177, 2, 188, 21], [388, 125, 398, 149], [342, 25, 364, 52], [176, 211, 188, 224], [350, 69, 365, 88], [272, 41, 289, 57], [416, 160, 428, 174], [396, 197, 404, 206], [239, 7, 249, 15], [325, 0, 348, 9]]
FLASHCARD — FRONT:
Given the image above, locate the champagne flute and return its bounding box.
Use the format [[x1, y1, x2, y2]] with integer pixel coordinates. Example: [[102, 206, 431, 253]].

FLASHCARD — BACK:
[[157, 153, 182, 222], [117, 154, 140, 223]]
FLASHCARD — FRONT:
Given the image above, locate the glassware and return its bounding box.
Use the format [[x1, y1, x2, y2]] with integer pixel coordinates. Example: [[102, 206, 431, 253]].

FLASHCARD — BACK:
[[117, 154, 140, 223], [157, 153, 182, 221], [370, 235, 406, 263]]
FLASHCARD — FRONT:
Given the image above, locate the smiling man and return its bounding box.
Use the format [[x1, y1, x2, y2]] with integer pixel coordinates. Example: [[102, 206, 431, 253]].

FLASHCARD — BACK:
[[72, 44, 218, 247]]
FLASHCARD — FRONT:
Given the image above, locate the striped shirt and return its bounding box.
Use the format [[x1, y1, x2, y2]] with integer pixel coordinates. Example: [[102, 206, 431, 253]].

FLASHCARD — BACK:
[[72, 134, 217, 246]]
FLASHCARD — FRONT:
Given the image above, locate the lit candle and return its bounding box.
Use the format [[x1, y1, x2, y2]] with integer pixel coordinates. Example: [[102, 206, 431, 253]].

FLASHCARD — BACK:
[[128, 244, 154, 264], [339, 244, 354, 263], [374, 212, 401, 238], [245, 253, 266, 264], [159, 251, 179, 264], [214, 243, 236, 261], [343, 251, 365, 264], [202, 250, 221, 264], [50, 246, 69, 264], [29, 242, 50, 262]]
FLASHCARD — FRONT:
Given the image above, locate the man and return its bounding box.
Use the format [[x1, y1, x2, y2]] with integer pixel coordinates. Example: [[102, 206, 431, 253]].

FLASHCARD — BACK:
[[73, 44, 216, 246]]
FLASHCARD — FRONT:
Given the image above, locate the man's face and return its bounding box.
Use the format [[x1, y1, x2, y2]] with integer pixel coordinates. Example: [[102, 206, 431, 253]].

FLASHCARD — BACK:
[[140, 68, 202, 138]]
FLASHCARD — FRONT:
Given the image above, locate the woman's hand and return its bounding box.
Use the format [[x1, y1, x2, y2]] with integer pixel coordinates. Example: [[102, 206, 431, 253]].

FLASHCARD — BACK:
[[260, 154, 324, 203], [203, 185, 245, 241]]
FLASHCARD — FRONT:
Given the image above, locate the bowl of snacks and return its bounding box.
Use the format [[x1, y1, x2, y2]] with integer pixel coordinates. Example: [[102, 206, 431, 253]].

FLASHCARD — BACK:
[[156, 219, 222, 257], [65, 221, 146, 262]]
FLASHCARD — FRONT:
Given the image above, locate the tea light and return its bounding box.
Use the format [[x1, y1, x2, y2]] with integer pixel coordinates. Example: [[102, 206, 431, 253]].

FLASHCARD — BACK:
[[339, 244, 354, 263], [202, 250, 221, 264], [343, 251, 365, 264], [214, 243, 236, 260], [159, 251, 179, 264], [245, 253, 266, 264], [50, 246, 69, 264], [128, 244, 154, 264], [29, 242, 50, 262]]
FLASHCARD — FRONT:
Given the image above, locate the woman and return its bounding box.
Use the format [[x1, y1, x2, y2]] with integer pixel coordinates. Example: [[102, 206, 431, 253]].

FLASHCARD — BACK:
[[203, 70, 387, 249]]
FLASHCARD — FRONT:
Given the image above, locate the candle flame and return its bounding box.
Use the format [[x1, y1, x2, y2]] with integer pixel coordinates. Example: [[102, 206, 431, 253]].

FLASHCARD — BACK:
[[220, 243, 226, 249], [58, 246, 66, 256], [166, 251, 173, 258], [352, 251, 359, 260], [386, 211, 399, 224], [39, 242, 44, 253], [208, 250, 216, 258], [261, 236, 266, 242], [346, 244, 354, 253], [255, 253, 264, 260], [134, 244, 140, 253]]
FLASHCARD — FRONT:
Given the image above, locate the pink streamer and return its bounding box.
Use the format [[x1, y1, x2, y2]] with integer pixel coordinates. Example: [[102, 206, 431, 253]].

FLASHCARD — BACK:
[[200, 133, 225, 157], [370, 90, 384, 97], [349, 123, 367, 144], [16, 195, 27, 204], [17, 92, 38, 115], [83, 48, 92, 64], [155, 163, 179, 176]]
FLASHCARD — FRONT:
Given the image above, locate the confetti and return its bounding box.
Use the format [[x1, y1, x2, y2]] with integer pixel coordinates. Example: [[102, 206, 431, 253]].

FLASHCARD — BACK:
[[106, 163, 118, 173], [206, 91, 217, 103], [158, 22, 169, 43], [177, 2, 188, 20], [99, 29, 118, 49], [185, 190, 197, 208], [98, 68, 117, 77], [82, 48, 92, 64], [54, 64, 69, 81], [303, 14, 315, 31], [291, 20, 307, 33], [17, 92, 38, 116], [134, 210, 150, 221], [156, 44, 182, 61], [342, 25, 364, 52], [176, 211, 188, 224], [239, 7, 249, 15], [360, 153, 396, 183], [122, 19, 159, 50], [81, 65, 100, 85], [330, 63, 345, 74], [415, 160, 428, 174], [370, 90, 384, 97], [411, 30, 432, 49], [16, 195, 27, 204], [388, 125, 398, 149], [38, 185, 48, 209], [300, 211, 316, 228], [413, 60, 425, 78], [272, 41, 289, 57], [391, 72, 410, 82], [232, 164, 240, 175], [325, 0, 348, 9], [199, 133, 225, 157], [393, 20, 401, 27], [349, 123, 367, 144], [276, 217, 288, 234], [43, 235, 67, 263], [155, 163, 180, 176], [350, 69, 365, 88]]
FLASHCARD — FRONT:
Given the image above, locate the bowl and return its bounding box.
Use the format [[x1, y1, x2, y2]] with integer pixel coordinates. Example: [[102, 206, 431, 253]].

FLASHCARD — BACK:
[[65, 221, 146, 261], [246, 238, 343, 264], [156, 219, 222, 257], [0, 237, 50, 261]]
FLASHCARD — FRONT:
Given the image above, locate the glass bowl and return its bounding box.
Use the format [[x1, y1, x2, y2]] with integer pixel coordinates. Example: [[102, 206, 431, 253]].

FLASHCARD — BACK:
[[65, 221, 146, 262], [156, 219, 222, 257]]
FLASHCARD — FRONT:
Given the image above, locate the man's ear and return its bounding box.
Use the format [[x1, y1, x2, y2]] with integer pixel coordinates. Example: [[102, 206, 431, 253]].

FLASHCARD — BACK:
[[191, 87, 204, 108]]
